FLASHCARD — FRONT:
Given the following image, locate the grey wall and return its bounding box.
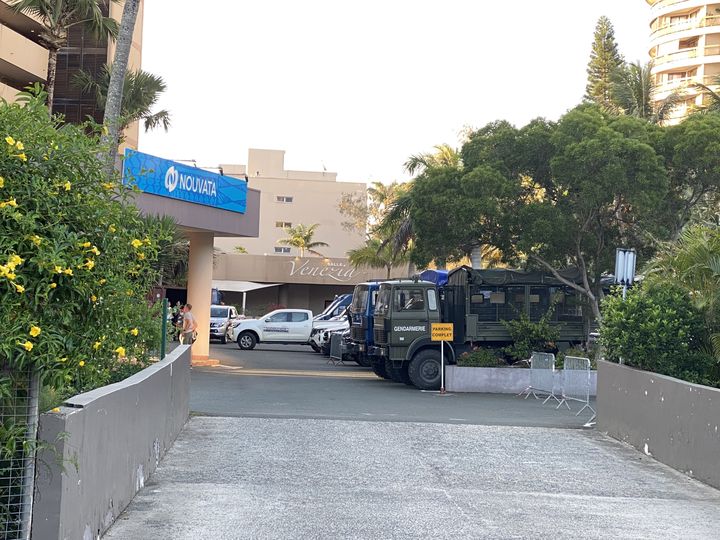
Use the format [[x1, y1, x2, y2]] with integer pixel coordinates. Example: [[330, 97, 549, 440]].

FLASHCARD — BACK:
[[32, 346, 191, 540], [598, 360, 720, 490], [446, 366, 597, 395]]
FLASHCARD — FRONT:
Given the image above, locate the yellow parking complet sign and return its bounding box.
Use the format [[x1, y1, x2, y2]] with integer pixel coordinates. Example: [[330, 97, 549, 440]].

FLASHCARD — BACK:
[[431, 323, 453, 342]]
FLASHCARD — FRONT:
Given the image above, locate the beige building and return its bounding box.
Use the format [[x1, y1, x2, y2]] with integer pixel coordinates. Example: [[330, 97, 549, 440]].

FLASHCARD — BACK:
[[0, 1, 48, 101], [648, 0, 720, 122], [217, 149, 366, 258]]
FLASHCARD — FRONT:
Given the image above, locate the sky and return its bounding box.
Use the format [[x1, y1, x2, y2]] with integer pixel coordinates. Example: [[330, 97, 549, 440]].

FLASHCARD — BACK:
[[139, 0, 652, 184]]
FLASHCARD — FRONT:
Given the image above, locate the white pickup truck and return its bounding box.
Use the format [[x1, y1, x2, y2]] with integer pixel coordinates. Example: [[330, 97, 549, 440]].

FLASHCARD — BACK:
[[231, 309, 316, 350]]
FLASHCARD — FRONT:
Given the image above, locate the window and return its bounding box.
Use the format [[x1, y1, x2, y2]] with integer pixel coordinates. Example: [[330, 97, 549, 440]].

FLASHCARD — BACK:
[[291, 312, 309, 322], [274, 247, 290, 254], [394, 288, 425, 312], [275, 221, 292, 228], [427, 289, 438, 311], [276, 196, 294, 203], [267, 312, 289, 322]]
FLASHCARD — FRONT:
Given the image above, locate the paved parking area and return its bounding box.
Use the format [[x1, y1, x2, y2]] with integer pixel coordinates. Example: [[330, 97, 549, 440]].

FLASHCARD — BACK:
[[105, 415, 720, 539]]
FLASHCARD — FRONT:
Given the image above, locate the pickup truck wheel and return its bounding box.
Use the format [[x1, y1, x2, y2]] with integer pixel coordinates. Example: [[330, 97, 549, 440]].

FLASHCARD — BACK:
[[237, 332, 257, 350], [355, 353, 371, 368], [220, 334, 227, 345], [408, 349, 441, 390], [310, 342, 321, 353]]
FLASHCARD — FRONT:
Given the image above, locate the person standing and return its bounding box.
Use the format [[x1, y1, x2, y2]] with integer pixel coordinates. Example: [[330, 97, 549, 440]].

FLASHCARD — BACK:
[[180, 303, 198, 345]]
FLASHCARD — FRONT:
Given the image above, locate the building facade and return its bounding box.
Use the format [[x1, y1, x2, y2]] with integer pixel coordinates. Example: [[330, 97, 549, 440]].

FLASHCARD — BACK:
[[648, 0, 720, 123], [0, 1, 48, 101], [217, 149, 366, 258]]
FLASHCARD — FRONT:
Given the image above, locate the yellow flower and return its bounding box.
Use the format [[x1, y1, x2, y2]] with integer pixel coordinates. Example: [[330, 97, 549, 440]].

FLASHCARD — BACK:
[[14, 283, 25, 293], [115, 346, 126, 357], [79, 360, 85, 367], [49, 282, 57, 289], [126, 290, 133, 296], [81, 241, 91, 248], [15, 141, 24, 151], [63, 181, 71, 191], [143, 237, 151, 245], [63, 268, 73, 276], [30, 235, 42, 246], [93, 341, 101, 350], [91, 294, 97, 302], [5, 136, 15, 145], [59, 357, 67, 363], [98, 278, 107, 285], [131, 239, 143, 249], [137, 252, 145, 260], [109, 225, 116, 233], [7, 254, 23, 269], [6, 272, 15, 280], [85, 259, 95, 270], [54, 265, 62, 274], [6, 198, 17, 207], [130, 328, 139, 336], [102, 182, 115, 190], [15, 153, 27, 162], [0, 176, 4, 188], [29, 325, 41, 337], [21, 340, 32, 351], [52, 407, 60, 413], [90, 246, 100, 256]]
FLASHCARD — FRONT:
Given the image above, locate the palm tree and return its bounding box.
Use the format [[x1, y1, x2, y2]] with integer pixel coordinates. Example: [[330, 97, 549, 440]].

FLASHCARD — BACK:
[[11, 0, 119, 110], [348, 238, 409, 279], [73, 65, 171, 134], [101, 0, 139, 168], [277, 224, 328, 257], [692, 74, 720, 114], [142, 215, 188, 287], [403, 143, 460, 176], [611, 60, 682, 123]]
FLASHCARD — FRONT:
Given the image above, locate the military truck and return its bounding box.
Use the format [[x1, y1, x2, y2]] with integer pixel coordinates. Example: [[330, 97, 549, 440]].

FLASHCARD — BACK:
[[347, 281, 388, 378], [371, 266, 589, 390]]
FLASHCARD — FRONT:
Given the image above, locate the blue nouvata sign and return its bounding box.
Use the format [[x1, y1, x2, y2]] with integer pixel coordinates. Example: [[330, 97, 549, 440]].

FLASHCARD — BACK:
[[123, 149, 247, 213]]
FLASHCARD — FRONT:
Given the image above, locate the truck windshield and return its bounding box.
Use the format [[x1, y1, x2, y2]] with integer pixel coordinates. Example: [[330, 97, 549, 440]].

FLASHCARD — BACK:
[[210, 307, 230, 318], [351, 286, 368, 313], [374, 286, 392, 317]]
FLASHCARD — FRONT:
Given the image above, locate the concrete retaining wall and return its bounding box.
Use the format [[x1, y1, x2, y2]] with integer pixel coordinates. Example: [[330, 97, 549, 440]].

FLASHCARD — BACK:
[[597, 360, 720, 490], [446, 365, 597, 395], [32, 345, 191, 540]]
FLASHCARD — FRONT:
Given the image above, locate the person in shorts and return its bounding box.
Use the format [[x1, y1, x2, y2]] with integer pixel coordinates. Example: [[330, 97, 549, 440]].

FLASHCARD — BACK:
[[180, 303, 198, 345]]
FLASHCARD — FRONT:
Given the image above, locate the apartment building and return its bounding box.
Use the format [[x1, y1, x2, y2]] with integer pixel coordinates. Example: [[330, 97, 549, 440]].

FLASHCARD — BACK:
[[0, 1, 48, 101], [648, 0, 720, 123]]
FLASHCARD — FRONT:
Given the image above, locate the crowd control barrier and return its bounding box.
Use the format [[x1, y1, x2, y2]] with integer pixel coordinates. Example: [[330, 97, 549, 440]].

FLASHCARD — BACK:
[[328, 333, 344, 365], [518, 352, 559, 404], [557, 356, 595, 417]]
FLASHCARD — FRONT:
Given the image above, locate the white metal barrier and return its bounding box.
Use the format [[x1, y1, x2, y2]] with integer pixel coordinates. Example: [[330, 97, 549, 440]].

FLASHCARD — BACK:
[[557, 356, 595, 417], [518, 352, 560, 404]]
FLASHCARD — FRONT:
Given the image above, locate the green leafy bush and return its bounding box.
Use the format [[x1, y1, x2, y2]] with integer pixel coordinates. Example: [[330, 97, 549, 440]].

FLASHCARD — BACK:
[[502, 309, 560, 362], [0, 89, 169, 392], [457, 348, 507, 367], [600, 283, 718, 386], [556, 347, 596, 369]]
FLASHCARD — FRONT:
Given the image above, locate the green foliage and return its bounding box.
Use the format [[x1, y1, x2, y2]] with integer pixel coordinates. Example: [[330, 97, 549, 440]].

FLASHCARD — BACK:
[[0, 88, 167, 390], [600, 284, 719, 386], [277, 223, 328, 257], [585, 16, 624, 110], [457, 348, 507, 368], [501, 307, 560, 362], [556, 347, 596, 370]]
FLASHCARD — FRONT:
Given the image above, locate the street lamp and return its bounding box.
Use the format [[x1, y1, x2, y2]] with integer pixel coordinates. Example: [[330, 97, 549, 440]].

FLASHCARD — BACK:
[[614, 247, 637, 300]]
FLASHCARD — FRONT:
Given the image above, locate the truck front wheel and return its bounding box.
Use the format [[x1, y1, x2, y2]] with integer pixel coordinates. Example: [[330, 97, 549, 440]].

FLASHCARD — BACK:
[[237, 331, 257, 350], [408, 349, 441, 390]]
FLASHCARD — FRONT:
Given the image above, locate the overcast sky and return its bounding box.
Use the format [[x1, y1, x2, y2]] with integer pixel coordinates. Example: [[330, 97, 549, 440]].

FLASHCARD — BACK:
[[139, 1, 652, 184]]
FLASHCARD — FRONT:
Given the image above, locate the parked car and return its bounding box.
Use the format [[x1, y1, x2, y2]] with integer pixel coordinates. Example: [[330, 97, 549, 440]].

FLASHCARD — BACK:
[[310, 308, 350, 352], [209, 304, 239, 344], [231, 309, 314, 350], [314, 294, 352, 321]]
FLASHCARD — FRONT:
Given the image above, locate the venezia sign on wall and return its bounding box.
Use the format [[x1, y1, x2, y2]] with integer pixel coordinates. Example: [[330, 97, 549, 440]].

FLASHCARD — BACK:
[[288, 259, 356, 282], [123, 149, 247, 213]]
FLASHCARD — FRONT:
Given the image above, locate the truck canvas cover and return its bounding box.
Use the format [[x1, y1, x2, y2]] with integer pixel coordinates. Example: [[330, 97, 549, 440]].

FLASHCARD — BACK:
[[447, 266, 585, 286]]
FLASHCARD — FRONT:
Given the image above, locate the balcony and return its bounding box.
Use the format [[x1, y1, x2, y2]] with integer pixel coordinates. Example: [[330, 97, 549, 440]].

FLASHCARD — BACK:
[[651, 15, 720, 39], [654, 44, 720, 65], [654, 74, 717, 94]]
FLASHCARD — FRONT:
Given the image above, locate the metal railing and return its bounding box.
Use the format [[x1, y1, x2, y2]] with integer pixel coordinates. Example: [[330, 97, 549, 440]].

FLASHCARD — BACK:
[[518, 352, 559, 404], [651, 15, 720, 38], [557, 356, 595, 417]]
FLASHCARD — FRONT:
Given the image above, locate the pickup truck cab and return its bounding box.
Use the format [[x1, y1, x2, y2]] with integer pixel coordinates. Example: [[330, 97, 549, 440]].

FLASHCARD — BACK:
[[314, 294, 352, 321], [232, 309, 314, 350], [209, 304, 239, 344]]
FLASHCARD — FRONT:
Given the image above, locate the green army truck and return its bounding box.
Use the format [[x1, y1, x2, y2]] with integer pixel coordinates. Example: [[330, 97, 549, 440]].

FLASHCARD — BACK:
[[371, 266, 589, 390]]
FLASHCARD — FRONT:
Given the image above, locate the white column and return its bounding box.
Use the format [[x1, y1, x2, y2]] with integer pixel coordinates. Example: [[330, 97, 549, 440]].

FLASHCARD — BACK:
[[186, 231, 214, 362]]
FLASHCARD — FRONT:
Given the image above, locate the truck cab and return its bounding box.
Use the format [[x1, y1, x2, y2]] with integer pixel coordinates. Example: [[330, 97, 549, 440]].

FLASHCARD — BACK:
[[372, 280, 446, 389], [348, 281, 383, 373]]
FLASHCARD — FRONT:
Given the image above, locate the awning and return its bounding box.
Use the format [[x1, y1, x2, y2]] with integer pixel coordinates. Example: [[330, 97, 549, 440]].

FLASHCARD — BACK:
[[212, 280, 281, 293]]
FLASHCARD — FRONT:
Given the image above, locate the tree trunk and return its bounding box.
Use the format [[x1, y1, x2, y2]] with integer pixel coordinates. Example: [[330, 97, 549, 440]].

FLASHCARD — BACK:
[[46, 47, 58, 112], [101, 0, 140, 173], [386, 265, 391, 280]]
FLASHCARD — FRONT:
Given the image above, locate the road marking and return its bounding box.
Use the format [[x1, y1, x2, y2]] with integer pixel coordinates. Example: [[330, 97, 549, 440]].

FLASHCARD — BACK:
[[202, 365, 378, 380]]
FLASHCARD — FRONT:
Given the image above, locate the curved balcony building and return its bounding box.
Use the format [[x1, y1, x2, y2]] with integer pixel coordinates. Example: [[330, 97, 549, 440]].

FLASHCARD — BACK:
[[647, 0, 720, 123]]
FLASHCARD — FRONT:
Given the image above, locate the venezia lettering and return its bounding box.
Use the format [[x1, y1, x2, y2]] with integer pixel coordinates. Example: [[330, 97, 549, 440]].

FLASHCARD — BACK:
[[288, 260, 356, 282]]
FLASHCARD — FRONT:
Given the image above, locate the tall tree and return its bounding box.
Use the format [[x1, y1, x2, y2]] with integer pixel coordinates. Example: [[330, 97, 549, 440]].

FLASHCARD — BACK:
[[10, 0, 119, 110], [277, 224, 328, 257], [403, 143, 460, 176], [585, 16, 624, 111], [611, 60, 682, 123], [347, 238, 409, 279], [101, 0, 139, 170], [73, 64, 171, 134]]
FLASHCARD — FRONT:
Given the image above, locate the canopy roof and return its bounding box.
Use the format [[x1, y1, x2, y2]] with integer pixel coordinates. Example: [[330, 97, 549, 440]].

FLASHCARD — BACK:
[[212, 280, 281, 293]]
